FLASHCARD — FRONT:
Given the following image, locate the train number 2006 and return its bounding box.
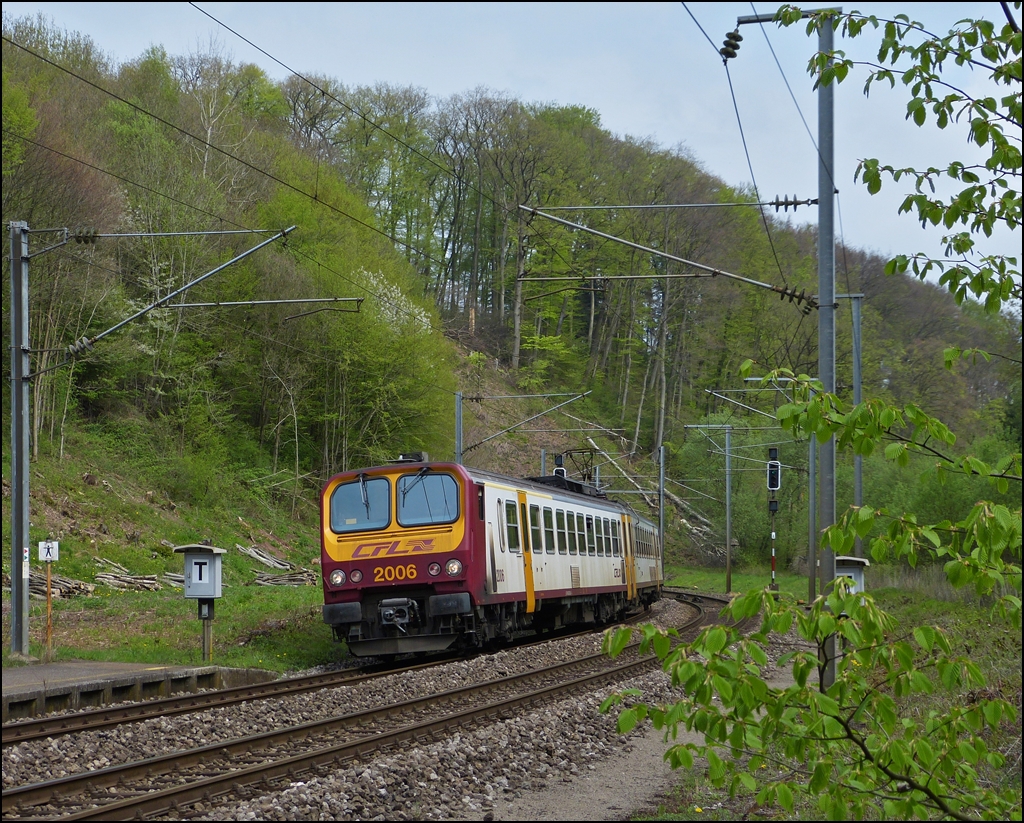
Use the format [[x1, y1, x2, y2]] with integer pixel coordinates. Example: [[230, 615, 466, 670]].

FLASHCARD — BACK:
[[374, 564, 417, 582]]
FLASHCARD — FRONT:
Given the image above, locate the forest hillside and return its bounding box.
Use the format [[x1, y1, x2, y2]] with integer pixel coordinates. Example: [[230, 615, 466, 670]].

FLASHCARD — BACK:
[[2, 12, 1020, 578]]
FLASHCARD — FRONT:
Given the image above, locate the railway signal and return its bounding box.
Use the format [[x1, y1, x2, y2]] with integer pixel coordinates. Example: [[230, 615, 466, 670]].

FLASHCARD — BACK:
[[767, 447, 781, 490]]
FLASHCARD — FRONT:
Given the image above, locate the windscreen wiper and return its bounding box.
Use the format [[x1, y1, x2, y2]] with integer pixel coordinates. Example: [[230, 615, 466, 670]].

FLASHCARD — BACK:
[[358, 472, 370, 517], [401, 466, 431, 502]]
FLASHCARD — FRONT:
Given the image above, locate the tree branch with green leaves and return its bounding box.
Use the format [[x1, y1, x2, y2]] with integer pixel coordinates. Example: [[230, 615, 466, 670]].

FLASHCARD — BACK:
[[600, 5, 1021, 819], [777, 4, 1022, 311]]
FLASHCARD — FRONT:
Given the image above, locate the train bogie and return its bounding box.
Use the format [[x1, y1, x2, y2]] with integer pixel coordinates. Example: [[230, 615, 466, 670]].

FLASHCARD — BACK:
[[320, 458, 663, 657]]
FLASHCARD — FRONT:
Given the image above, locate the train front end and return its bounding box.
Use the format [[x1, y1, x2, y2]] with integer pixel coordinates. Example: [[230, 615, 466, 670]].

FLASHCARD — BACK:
[[320, 458, 480, 657]]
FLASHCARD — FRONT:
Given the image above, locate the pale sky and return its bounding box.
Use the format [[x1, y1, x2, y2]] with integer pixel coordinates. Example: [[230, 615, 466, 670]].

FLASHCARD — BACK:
[[3, 2, 1018, 270]]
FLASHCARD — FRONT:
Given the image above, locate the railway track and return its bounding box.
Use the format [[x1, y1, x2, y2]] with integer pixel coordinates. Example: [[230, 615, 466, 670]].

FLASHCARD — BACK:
[[1, 616, 644, 749], [2, 592, 734, 821]]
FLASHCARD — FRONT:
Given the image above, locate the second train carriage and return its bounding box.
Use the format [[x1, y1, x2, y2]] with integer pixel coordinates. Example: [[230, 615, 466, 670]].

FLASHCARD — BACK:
[[320, 454, 663, 657]]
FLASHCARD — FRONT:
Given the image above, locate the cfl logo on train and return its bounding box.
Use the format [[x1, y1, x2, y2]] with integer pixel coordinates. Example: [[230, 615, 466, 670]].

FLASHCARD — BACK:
[[352, 538, 436, 558]]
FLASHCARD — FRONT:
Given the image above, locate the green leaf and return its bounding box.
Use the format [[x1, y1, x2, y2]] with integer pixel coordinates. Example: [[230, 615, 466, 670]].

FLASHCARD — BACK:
[[604, 626, 632, 658], [913, 625, 935, 652], [707, 749, 727, 783], [617, 707, 639, 734], [809, 762, 829, 794], [712, 674, 734, 701], [704, 626, 728, 656], [777, 783, 795, 813]]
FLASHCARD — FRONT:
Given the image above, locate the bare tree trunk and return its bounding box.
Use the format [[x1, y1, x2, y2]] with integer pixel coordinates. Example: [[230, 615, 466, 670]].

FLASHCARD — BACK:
[[470, 185, 483, 316], [619, 294, 638, 425], [511, 223, 526, 369], [632, 355, 653, 456], [555, 293, 570, 336], [497, 217, 508, 323]]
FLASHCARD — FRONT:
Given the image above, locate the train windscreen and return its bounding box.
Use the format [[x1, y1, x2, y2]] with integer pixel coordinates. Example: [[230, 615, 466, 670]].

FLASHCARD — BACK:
[[330, 475, 390, 533], [397, 471, 460, 526]]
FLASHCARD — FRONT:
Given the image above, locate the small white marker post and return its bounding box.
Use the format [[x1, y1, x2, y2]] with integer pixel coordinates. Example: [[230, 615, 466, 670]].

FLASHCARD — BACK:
[[38, 540, 59, 659]]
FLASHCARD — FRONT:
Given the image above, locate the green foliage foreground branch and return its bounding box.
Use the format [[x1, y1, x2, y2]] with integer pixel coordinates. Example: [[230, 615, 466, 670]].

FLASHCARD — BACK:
[[602, 5, 1021, 820], [602, 572, 1020, 820]]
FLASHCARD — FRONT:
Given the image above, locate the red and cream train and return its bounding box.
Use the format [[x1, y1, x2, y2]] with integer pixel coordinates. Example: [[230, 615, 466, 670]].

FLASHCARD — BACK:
[[320, 454, 663, 657]]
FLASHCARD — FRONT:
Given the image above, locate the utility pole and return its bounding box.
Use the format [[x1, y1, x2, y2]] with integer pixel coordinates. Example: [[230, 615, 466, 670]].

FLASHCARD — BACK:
[[10, 222, 30, 656], [736, 7, 841, 686], [816, 14, 839, 689], [8, 224, 294, 656]]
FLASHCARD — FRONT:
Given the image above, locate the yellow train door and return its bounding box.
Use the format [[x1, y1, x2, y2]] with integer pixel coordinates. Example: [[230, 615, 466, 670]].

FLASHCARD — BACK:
[[517, 491, 536, 613], [622, 514, 637, 602]]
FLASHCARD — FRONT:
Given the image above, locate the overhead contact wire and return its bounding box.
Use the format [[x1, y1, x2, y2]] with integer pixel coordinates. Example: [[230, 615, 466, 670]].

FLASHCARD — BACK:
[[682, 3, 789, 288]]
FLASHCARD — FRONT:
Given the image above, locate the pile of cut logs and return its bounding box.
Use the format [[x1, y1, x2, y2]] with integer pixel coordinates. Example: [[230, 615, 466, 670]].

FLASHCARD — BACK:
[[235, 544, 293, 570], [27, 570, 95, 599], [253, 569, 318, 587], [93, 557, 161, 591]]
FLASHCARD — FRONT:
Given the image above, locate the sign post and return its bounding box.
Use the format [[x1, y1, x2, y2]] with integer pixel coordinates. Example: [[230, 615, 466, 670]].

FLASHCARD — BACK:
[[38, 540, 59, 659], [173, 543, 225, 662]]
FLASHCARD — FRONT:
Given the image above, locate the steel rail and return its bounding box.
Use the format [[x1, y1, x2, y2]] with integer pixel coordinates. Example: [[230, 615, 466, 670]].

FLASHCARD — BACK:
[[4, 598, 712, 820], [2, 616, 634, 747], [2, 663, 416, 747], [3, 647, 648, 817]]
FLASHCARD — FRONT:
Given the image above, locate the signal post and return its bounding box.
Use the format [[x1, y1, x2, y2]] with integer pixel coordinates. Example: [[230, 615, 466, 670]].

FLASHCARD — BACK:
[[767, 448, 781, 592]]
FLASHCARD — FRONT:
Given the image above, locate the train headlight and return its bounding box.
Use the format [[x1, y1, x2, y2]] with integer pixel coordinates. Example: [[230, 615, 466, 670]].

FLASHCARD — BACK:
[[349, 569, 363, 583], [427, 562, 442, 577], [445, 558, 462, 577], [329, 569, 346, 586]]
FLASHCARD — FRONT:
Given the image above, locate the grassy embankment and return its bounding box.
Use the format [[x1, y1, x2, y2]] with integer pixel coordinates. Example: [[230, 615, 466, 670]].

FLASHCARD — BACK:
[[1, 420, 335, 673]]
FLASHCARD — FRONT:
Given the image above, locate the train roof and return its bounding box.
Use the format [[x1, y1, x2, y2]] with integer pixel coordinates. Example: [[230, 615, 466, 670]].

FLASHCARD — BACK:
[[324, 460, 655, 525], [461, 465, 654, 523]]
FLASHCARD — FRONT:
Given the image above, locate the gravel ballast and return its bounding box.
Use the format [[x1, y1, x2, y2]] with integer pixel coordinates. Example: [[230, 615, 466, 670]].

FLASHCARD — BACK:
[[4, 597, 805, 820]]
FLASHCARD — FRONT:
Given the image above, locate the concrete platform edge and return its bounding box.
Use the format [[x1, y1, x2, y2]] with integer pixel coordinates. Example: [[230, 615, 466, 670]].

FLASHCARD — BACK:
[[3, 665, 278, 722]]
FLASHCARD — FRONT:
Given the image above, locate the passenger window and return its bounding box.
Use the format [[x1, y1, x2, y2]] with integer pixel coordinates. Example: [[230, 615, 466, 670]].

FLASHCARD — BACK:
[[595, 518, 605, 556], [567, 510, 578, 555], [556, 510, 568, 555], [586, 516, 596, 556], [497, 500, 506, 553], [505, 500, 520, 552], [543, 507, 556, 554], [611, 521, 620, 557], [577, 513, 587, 554], [529, 504, 542, 554]]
